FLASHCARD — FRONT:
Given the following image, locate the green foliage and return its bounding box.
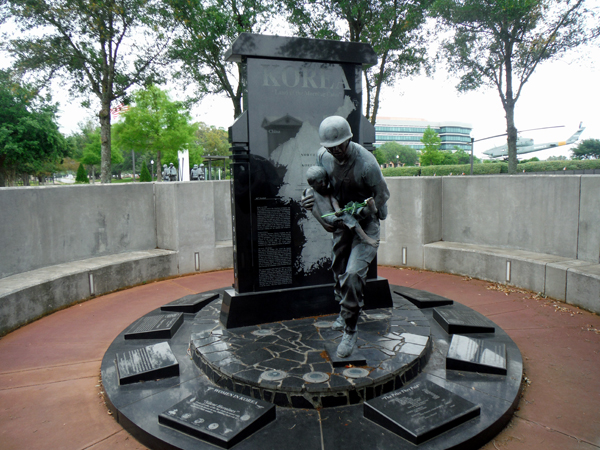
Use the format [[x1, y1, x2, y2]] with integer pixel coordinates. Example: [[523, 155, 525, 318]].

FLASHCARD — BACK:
[[80, 128, 123, 167], [519, 157, 540, 164], [2, 0, 173, 182], [113, 85, 198, 181], [571, 139, 600, 160], [377, 142, 419, 166], [381, 160, 600, 177], [419, 127, 444, 166], [433, 0, 593, 173], [167, 0, 275, 119], [517, 159, 600, 173], [381, 166, 421, 177], [75, 163, 89, 183], [139, 163, 152, 182], [195, 123, 230, 170], [0, 69, 67, 186], [420, 163, 504, 176]]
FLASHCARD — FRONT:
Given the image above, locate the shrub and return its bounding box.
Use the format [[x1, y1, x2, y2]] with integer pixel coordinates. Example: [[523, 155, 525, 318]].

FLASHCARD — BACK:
[[381, 166, 421, 177], [75, 163, 89, 183], [139, 163, 152, 182]]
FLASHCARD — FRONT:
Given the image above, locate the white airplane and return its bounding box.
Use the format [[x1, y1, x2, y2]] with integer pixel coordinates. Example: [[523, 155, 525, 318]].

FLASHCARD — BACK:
[[483, 123, 585, 158]]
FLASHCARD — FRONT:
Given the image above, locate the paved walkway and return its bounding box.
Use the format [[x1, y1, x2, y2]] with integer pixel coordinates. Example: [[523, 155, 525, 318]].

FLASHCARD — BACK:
[[0, 267, 598, 450]]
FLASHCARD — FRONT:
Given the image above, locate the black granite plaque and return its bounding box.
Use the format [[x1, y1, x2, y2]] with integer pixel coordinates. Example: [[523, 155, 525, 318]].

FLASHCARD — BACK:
[[364, 379, 480, 444], [446, 335, 507, 375], [433, 307, 495, 334], [324, 343, 367, 367], [124, 312, 183, 340], [158, 386, 276, 449], [115, 341, 179, 385], [161, 292, 219, 314], [394, 286, 453, 308]]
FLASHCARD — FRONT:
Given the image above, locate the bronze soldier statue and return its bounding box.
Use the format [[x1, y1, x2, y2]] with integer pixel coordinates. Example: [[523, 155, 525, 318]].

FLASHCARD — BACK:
[[303, 116, 390, 358]]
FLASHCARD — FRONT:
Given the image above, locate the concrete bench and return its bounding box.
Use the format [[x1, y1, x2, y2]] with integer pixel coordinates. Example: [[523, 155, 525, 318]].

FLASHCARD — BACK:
[[0, 249, 178, 336], [423, 241, 600, 314]]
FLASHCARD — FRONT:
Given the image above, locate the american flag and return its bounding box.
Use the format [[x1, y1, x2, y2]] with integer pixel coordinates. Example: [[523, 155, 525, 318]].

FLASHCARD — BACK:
[[110, 103, 130, 119]]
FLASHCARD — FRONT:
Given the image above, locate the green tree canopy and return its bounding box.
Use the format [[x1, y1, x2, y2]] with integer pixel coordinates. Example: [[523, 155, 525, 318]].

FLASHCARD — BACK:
[[195, 123, 230, 171], [0, 70, 67, 186], [571, 139, 600, 160], [167, 0, 275, 119], [1, 0, 173, 183], [75, 163, 89, 183], [419, 126, 444, 166], [376, 142, 419, 166], [113, 85, 198, 181], [434, 0, 593, 173]]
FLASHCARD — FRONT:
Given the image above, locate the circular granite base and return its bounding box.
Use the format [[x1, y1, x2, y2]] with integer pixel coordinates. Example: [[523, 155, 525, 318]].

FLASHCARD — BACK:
[[189, 295, 431, 409], [101, 285, 523, 450]]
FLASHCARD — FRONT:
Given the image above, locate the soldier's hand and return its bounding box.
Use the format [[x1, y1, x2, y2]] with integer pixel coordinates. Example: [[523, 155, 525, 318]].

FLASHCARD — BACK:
[[301, 188, 315, 211]]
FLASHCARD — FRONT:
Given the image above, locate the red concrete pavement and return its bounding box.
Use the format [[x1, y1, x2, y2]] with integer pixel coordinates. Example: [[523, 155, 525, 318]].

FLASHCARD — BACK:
[[1, 267, 598, 450]]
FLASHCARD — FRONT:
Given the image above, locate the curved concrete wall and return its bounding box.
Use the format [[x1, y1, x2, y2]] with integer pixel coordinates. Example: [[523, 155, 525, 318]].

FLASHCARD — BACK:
[[0, 184, 157, 278], [0, 181, 233, 280], [1, 176, 598, 332], [378, 175, 600, 313], [378, 175, 600, 265]]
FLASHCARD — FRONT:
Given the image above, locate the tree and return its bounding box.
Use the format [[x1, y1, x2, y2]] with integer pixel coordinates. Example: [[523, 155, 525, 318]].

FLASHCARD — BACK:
[[195, 122, 231, 173], [75, 163, 89, 183], [377, 142, 419, 166], [419, 126, 444, 166], [139, 163, 152, 182], [285, 0, 432, 123], [113, 85, 197, 181], [571, 139, 600, 160], [0, 70, 67, 186], [78, 127, 123, 182], [434, 0, 593, 173], [167, 0, 275, 119], [2, 0, 172, 183]]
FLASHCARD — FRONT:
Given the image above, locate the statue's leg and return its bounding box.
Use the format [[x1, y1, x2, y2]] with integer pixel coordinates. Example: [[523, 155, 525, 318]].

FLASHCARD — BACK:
[[338, 219, 380, 331], [331, 229, 352, 331]]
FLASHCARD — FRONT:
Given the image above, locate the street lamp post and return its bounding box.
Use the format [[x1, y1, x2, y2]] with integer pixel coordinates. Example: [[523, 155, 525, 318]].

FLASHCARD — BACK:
[[151, 160, 154, 181]]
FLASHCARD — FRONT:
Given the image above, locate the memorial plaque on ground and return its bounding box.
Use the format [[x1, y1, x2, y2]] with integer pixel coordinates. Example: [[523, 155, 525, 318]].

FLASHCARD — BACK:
[[364, 379, 481, 444], [433, 306, 495, 334], [446, 335, 507, 375], [124, 312, 183, 340], [115, 341, 179, 385], [158, 386, 276, 449], [161, 292, 219, 314], [394, 286, 454, 308]]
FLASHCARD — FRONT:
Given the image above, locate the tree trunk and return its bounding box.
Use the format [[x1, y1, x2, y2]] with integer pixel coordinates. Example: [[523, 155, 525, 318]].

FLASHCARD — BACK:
[[503, 40, 518, 174], [99, 98, 112, 183], [22, 174, 30, 186], [370, 50, 389, 126], [505, 100, 518, 174], [90, 165, 96, 184]]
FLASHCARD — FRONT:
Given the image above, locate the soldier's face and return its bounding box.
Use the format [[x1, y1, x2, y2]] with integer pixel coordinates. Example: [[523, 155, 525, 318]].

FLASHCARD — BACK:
[[326, 140, 349, 162]]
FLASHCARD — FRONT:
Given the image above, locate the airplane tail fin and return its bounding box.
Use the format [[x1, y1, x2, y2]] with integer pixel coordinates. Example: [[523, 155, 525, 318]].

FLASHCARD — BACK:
[[566, 125, 585, 144]]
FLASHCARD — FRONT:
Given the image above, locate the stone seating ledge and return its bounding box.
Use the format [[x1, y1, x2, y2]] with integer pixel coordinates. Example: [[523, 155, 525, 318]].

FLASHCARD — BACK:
[[423, 241, 600, 314], [0, 249, 178, 337]]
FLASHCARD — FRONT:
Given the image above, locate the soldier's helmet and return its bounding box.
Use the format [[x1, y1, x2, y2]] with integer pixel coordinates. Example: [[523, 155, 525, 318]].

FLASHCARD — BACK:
[[319, 116, 353, 147]]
